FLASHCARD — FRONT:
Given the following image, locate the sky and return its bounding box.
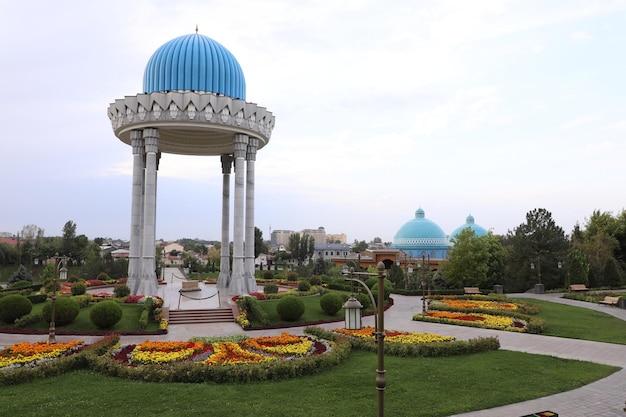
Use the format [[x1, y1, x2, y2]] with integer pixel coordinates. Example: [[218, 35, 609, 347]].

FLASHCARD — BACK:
[[2, 0, 626, 244]]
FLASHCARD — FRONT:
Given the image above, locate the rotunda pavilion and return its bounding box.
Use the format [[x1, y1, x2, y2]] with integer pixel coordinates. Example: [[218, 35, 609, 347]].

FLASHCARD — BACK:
[[449, 214, 488, 243], [107, 32, 275, 297], [392, 208, 449, 263]]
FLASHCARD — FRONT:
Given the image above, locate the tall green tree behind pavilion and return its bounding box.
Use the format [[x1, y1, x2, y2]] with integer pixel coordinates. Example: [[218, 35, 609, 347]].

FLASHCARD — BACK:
[[503, 208, 569, 292], [442, 228, 489, 288]]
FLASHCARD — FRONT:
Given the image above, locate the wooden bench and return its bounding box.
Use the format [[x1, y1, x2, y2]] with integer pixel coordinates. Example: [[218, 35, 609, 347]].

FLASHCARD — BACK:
[[569, 284, 589, 292], [464, 287, 481, 295], [598, 296, 619, 306], [180, 281, 200, 292]]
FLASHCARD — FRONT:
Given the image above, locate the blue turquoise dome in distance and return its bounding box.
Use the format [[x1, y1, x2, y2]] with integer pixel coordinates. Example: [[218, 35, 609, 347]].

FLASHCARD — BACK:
[[392, 208, 449, 258], [143, 33, 246, 100], [449, 214, 488, 244]]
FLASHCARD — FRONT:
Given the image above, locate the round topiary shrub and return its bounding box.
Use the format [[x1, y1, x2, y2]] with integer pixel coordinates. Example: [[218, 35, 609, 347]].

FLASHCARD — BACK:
[[262, 270, 274, 279], [96, 272, 111, 282], [356, 292, 372, 309], [365, 277, 378, 289], [297, 280, 311, 292], [42, 297, 80, 326], [113, 284, 131, 298], [263, 283, 279, 294], [319, 292, 343, 315], [71, 281, 87, 296], [309, 276, 322, 286], [0, 294, 33, 323], [276, 295, 305, 322], [90, 300, 123, 329], [286, 271, 299, 282]]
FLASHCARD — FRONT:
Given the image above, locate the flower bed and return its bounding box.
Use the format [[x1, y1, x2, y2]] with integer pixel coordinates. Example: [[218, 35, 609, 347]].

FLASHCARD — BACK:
[[0, 340, 84, 370], [418, 295, 545, 333], [110, 333, 328, 367], [415, 311, 527, 331], [334, 326, 455, 344]]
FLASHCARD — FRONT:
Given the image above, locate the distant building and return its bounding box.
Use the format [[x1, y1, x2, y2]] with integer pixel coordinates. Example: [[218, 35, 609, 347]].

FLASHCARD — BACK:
[[301, 227, 326, 245], [271, 230, 293, 247], [449, 214, 488, 243], [312, 243, 351, 263], [326, 233, 347, 244]]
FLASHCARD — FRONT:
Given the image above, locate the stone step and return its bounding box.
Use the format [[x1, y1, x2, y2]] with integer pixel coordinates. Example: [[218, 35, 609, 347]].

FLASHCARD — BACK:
[[167, 308, 234, 324]]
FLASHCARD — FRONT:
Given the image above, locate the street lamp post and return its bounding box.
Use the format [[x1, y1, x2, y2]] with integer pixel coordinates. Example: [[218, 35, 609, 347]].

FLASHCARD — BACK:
[[530, 259, 544, 294], [342, 262, 387, 417], [48, 253, 68, 344]]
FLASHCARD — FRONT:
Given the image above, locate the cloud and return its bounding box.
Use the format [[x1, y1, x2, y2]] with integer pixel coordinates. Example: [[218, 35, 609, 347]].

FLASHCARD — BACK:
[[570, 30, 592, 41]]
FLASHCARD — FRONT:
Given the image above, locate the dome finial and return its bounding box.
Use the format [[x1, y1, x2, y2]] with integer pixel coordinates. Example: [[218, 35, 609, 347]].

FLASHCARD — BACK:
[[195, 24, 198, 34]]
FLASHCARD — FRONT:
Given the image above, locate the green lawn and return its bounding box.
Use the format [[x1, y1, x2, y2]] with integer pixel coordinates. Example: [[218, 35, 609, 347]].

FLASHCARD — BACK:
[[0, 350, 618, 417], [3, 302, 160, 333], [513, 298, 626, 344]]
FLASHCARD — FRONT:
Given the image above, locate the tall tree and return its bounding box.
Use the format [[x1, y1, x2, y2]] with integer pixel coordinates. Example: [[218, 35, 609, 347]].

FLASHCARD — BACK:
[[62, 220, 77, 256], [254, 227, 268, 257], [442, 228, 489, 288], [288, 233, 314, 266], [503, 208, 569, 291]]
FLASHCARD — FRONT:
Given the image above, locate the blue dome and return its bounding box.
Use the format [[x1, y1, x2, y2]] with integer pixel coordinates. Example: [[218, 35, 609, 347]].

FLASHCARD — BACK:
[[393, 208, 449, 251], [449, 214, 488, 243], [143, 33, 246, 99]]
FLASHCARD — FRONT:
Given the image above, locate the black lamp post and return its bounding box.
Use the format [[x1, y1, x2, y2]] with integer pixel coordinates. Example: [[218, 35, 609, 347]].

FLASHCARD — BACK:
[[48, 253, 68, 343]]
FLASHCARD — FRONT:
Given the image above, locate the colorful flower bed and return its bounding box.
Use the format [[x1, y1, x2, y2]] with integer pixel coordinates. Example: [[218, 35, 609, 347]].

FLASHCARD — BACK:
[[413, 295, 544, 333], [110, 333, 327, 367], [334, 326, 455, 343], [416, 311, 527, 331], [429, 298, 518, 311], [0, 340, 84, 370]]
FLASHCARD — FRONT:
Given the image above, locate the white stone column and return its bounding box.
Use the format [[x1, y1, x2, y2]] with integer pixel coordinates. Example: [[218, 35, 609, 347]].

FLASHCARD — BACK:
[[228, 134, 248, 295], [244, 138, 258, 292], [127, 131, 145, 295], [217, 154, 232, 289], [138, 128, 159, 296]]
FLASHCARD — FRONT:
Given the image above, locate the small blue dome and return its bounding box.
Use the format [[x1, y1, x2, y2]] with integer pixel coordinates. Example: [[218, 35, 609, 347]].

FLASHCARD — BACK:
[[393, 208, 449, 251], [449, 214, 488, 243], [143, 33, 246, 99]]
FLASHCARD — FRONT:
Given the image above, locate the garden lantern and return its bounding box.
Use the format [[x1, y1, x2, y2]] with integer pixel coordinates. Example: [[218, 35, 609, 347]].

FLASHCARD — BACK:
[[343, 295, 363, 330]]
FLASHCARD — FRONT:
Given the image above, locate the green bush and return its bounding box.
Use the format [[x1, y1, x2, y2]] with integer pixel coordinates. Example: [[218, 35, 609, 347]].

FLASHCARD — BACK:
[[297, 280, 311, 292], [365, 277, 378, 289], [26, 294, 48, 304], [96, 272, 111, 282], [276, 295, 305, 322], [262, 271, 274, 279], [73, 294, 92, 308], [263, 283, 279, 294], [356, 293, 372, 309], [71, 282, 87, 296], [286, 271, 299, 282], [113, 284, 131, 298], [371, 279, 393, 303], [320, 292, 343, 315], [42, 297, 80, 326], [0, 294, 33, 323], [309, 276, 322, 286], [8, 280, 32, 290], [90, 300, 123, 329], [14, 313, 42, 327], [237, 296, 270, 325]]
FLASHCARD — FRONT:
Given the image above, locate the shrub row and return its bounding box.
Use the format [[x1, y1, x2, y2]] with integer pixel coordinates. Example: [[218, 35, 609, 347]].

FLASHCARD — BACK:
[[304, 327, 500, 357]]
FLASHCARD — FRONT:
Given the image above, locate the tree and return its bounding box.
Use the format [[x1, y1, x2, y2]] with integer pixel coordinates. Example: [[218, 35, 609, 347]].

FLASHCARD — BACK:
[[568, 250, 589, 286], [602, 257, 622, 287], [288, 233, 314, 266], [311, 257, 329, 276], [255, 227, 268, 257], [442, 228, 490, 288], [351, 240, 368, 253], [62, 220, 77, 256], [503, 208, 569, 292]]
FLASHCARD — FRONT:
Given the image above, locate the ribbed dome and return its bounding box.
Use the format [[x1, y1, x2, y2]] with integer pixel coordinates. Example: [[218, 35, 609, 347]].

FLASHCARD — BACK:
[[393, 208, 449, 249], [143, 33, 246, 99], [449, 214, 488, 243]]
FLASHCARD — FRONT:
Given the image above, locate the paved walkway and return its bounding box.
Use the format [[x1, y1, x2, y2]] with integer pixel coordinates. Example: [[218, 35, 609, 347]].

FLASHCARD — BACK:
[[2, 284, 626, 416]]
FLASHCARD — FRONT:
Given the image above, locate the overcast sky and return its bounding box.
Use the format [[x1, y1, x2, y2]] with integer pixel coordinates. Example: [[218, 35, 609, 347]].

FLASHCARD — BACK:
[[2, 0, 626, 243]]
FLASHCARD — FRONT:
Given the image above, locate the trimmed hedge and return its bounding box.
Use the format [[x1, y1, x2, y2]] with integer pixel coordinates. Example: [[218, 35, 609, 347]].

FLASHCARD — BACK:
[[276, 295, 305, 322]]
